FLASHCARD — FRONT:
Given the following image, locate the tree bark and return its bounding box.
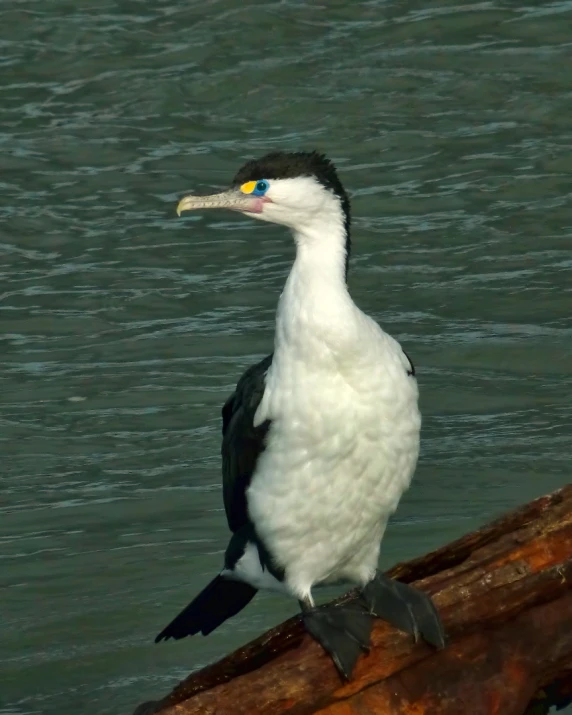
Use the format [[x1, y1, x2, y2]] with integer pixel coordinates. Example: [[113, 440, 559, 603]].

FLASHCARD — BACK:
[[136, 484, 572, 715]]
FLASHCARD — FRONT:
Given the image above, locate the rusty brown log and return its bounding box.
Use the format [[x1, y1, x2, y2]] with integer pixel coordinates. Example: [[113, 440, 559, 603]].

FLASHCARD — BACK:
[[136, 484, 572, 715]]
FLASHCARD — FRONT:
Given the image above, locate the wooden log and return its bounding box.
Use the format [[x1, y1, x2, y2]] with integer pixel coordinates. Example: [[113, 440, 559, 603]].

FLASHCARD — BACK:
[[136, 484, 572, 715]]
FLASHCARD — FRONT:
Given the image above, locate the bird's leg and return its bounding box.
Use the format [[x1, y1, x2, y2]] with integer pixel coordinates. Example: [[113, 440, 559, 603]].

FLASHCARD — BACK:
[[361, 570, 446, 649], [299, 594, 372, 681]]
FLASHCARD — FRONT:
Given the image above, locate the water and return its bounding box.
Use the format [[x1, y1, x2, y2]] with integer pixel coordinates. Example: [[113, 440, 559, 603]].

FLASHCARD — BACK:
[[1, 1, 571, 713]]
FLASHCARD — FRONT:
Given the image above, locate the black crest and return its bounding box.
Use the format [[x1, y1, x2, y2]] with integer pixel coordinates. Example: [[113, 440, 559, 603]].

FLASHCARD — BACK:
[[232, 150, 351, 275]]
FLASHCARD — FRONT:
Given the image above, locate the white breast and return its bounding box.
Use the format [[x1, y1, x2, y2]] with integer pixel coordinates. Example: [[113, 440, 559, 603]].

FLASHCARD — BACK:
[[247, 282, 420, 602]]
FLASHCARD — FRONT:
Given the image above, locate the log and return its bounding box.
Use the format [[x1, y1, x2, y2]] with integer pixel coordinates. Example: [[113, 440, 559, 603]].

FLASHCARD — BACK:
[[136, 485, 572, 715]]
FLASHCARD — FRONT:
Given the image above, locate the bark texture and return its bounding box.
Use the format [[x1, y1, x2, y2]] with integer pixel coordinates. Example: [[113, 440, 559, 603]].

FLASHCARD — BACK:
[[135, 484, 572, 715]]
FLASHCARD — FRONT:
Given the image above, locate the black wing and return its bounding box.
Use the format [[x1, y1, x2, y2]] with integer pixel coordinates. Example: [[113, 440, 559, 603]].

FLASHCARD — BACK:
[[221, 353, 273, 533], [402, 349, 415, 377]]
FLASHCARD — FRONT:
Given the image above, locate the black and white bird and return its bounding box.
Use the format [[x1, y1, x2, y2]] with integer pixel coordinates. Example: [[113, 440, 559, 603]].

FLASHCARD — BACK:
[[155, 151, 445, 679]]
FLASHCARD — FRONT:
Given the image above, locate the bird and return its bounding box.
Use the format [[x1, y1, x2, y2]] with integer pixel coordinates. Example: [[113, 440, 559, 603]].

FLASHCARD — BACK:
[[154, 150, 445, 680]]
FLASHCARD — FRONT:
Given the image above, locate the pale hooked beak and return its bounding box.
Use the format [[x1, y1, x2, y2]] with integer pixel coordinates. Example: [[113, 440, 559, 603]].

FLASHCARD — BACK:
[[176, 189, 267, 217]]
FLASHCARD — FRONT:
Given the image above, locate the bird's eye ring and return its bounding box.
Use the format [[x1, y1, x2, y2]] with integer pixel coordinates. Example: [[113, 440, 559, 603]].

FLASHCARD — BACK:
[[239, 179, 270, 196], [253, 180, 269, 196]]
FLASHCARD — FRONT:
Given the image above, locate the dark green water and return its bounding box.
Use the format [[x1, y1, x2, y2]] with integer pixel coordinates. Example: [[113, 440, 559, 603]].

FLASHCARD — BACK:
[[2, 1, 571, 713]]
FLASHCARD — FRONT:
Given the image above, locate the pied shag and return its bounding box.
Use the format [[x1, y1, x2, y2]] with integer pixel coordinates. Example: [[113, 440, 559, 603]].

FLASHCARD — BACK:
[[155, 151, 445, 680]]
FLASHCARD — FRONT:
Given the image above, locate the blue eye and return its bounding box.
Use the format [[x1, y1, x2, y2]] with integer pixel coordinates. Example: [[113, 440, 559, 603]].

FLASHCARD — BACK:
[[252, 179, 269, 196]]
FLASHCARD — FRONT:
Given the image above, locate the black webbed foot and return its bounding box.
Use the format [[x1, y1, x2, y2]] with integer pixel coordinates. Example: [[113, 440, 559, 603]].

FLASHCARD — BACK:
[[301, 600, 373, 681], [361, 570, 446, 649]]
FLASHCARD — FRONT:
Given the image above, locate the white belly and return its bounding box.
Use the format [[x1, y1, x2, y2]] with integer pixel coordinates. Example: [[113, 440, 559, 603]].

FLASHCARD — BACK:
[[246, 327, 420, 601]]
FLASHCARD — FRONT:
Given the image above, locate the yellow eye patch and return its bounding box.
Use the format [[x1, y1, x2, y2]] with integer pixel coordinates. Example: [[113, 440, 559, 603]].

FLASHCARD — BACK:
[[240, 181, 257, 194], [240, 179, 270, 196]]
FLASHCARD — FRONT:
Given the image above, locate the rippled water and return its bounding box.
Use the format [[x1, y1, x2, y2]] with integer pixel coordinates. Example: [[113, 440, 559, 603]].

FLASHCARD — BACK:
[[2, 1, 571, 713]]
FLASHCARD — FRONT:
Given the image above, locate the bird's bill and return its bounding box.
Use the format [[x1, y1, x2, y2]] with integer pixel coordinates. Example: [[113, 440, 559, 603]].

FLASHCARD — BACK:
[[176, 190, 266, 216]]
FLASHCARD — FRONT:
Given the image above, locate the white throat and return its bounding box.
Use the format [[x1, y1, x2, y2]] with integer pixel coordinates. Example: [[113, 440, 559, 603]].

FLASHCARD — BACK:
[[253, 199, 357, 427], [274, 203, 355, 360]]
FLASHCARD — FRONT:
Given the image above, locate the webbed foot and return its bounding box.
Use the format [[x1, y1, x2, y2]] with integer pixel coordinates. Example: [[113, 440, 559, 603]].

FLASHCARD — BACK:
[[301, 600, 373, 681], [361, 570, 446, 649]]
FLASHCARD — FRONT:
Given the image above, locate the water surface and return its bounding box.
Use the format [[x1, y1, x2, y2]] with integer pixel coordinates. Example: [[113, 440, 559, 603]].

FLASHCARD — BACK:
[[1, 1, 571, 713]]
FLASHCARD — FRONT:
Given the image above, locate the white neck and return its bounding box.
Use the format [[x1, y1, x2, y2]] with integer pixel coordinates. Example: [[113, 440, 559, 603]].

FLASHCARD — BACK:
[[292, 218, 348, 286], [274, 210, 355, 356]]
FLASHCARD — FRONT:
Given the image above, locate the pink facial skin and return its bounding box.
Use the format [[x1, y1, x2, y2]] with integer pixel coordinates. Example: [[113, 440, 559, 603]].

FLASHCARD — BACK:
[[244, 195, 272, 214]]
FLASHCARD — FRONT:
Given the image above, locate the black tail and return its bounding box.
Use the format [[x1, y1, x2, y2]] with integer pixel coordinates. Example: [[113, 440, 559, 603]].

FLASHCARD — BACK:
[[154, 575, 257, 642]]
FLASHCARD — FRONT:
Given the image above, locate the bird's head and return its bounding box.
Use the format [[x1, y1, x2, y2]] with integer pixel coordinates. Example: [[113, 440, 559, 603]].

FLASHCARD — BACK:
[[177, 150, 350, 241]]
